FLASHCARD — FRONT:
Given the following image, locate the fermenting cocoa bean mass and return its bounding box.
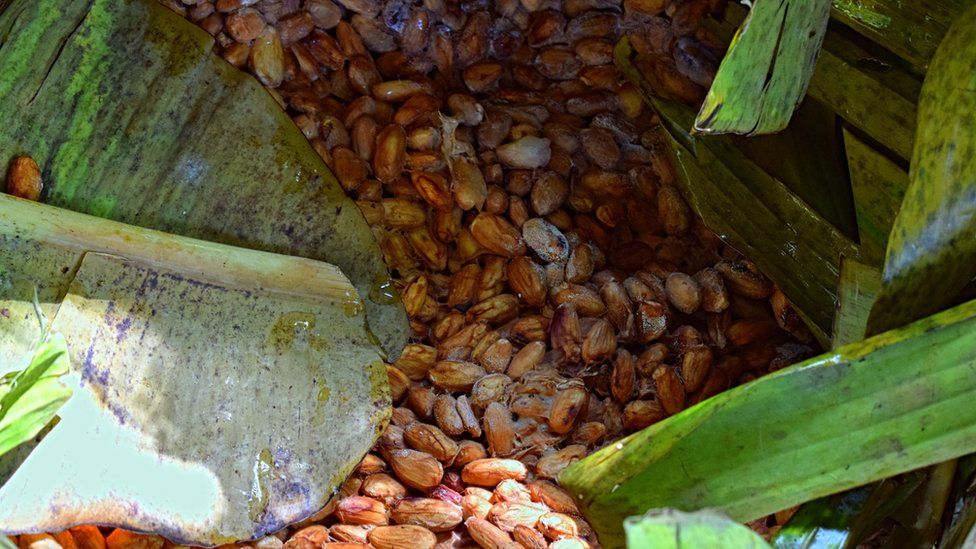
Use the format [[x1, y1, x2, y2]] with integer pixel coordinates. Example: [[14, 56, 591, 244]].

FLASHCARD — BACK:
[[28, 1, 817, 548]]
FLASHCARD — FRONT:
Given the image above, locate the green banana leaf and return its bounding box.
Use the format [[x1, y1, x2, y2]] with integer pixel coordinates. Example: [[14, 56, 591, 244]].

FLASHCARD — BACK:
[[619, 37, 858, 345], [770, 258, 879, 547], [772, 8, 976, 536], [807, 50, 917, 162], [831, 259, 881, 349], [624, 509, 771, 549], [561, 295, 976, 548], [695, 0, 832, 135], [866, 2, 976, 336], [840, 8, 976, 543], [704, 3, 919, 162], [842, 130, 909, 266], [0, 195, 393, 545], [0, 333, 72, 458], [830, 0, 969, 75], [0, 0, 406, 360]]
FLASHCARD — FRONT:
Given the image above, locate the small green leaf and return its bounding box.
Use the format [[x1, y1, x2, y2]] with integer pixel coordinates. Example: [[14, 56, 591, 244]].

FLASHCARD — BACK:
[[625, 509, 771, 549], [0, 333, 71, 458], [695, 0, 832, 135]]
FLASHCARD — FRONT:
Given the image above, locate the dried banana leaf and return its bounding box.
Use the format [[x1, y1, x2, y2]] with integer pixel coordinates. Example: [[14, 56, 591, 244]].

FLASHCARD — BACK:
[[695, 0, 832, 135], [0, 0, 406, 359], [0, 195, 391, 545], [624, 509, 771, 549], [866, 3, 976, 336], [561, 295, 976, 548], [830, 0, 969, 74], [842, 130, 909, 266]]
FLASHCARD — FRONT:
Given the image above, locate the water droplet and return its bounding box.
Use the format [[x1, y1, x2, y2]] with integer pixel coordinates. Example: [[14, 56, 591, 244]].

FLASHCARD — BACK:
[[342, 294, 364, 317], [369, 275, 398, 305]]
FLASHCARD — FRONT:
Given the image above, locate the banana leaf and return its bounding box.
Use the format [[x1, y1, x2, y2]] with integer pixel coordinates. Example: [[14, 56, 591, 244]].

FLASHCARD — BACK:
[[0, 0, 406, 360], [624, 509, 771, 549], [807, 50, 917, 161], [831, 259, 881, 349], [842, 130, 909, 266], [830, 0, 969, 75], [619, 38, 858, 345], [769, 258, 880, 547], [704, 2, 919, 162], [561, 295, 976, 548], [866, 2, 976, 336], [695, 0, 832, 135], [0, 195, 393, 545]]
